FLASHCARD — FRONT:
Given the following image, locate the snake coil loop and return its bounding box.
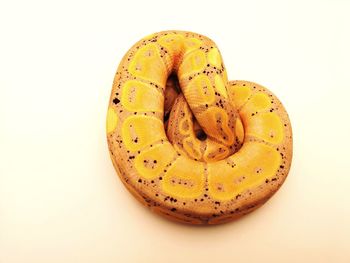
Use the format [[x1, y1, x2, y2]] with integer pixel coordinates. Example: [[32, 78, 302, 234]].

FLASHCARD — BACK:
[[107, 31, 292, 224]]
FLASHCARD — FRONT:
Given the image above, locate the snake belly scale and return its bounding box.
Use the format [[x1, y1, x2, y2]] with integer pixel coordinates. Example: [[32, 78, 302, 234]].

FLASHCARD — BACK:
[[107, 30, 292, 225]]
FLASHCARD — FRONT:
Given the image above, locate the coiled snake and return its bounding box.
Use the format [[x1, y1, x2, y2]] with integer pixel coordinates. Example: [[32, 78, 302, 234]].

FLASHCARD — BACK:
[[107, 31, 292, 224]]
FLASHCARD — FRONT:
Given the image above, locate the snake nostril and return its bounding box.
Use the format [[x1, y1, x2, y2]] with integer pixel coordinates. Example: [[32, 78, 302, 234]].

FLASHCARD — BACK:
[[196, 130, 207, 141]]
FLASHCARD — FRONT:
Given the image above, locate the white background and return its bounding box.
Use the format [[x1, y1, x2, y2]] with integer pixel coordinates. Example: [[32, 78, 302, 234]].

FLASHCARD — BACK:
[[1, 0, 350, 262]]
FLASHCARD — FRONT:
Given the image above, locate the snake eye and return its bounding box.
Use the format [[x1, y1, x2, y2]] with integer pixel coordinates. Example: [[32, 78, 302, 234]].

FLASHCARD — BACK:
[[196, 129, 207, 141], [163, 112, 170, 122]]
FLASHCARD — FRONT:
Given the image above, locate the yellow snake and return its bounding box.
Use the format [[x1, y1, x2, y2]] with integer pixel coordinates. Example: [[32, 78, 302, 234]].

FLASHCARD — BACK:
[[107, 30, 292, 224]]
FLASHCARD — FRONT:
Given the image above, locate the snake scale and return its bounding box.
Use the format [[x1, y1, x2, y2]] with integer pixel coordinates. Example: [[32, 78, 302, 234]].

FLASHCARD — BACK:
[[107, 30, 293, 224]]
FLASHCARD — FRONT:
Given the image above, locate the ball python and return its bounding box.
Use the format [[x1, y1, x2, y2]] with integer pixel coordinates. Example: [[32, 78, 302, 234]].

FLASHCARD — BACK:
[[107, 30, 292, 225]]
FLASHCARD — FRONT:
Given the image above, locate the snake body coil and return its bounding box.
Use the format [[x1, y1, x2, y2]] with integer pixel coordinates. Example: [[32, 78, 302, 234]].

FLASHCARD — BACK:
[[107, 31, 292, 224]]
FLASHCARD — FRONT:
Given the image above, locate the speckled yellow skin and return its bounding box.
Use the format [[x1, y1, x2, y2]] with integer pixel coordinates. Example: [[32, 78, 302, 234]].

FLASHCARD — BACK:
[[107, 31, 293, 225]]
